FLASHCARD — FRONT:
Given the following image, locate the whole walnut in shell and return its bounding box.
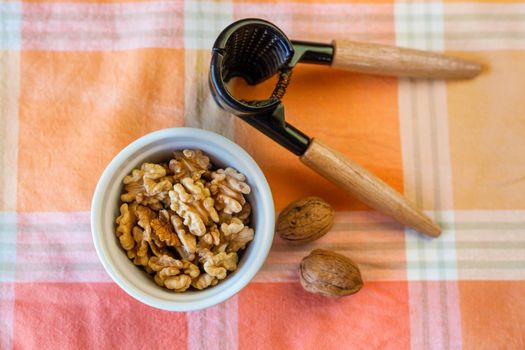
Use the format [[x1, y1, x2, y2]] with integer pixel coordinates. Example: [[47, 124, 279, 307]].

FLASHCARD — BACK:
[[276, 197, 334, 244], [299, 249, 363, 297]]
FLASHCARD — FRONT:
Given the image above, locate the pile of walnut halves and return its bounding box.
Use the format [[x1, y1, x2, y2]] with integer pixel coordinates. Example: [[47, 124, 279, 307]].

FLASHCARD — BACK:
[[115, 150, 255, 292]]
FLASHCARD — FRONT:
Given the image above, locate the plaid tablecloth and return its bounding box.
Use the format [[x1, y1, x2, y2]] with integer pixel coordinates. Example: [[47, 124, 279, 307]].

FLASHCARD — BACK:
[[1, 0, 524, 349]]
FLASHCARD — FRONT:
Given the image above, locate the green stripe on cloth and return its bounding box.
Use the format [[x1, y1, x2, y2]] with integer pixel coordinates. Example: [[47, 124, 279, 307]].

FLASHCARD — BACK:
[[0, 212, 16, 282]]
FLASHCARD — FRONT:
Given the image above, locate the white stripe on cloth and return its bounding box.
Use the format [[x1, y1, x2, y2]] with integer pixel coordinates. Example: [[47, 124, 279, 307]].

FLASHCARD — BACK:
[[184, 0, 233, 49], [454, 210, 525, 280], [2, 210, 524, 283], [405, 212, 458, 281], [14, 212, 110, 282], [3, 2, 524, 51], [395, 2, 458, 282], [234, 3, 395, 44], [408, 281, 462, 350], [394, 6, 463, 347], [21, 1, 184, 51], [397, 78, 458, 281], [397, 80, 453, 211], [444, 3, 525, 51], [395, 2, 444, 51], [0, 50, 20, 210], [182, 1, 236, 139], [260, 211, 408, 282], [183, 43, 236, 139], [396, 3, 525, 51]]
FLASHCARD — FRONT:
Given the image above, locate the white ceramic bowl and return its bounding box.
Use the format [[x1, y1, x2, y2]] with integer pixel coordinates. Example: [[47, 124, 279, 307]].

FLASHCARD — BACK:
[[91, 128, 275, 311]]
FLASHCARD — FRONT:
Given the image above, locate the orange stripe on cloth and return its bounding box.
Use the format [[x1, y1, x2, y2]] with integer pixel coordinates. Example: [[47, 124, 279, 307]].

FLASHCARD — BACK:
[[459, 281, 525, 350], [233, 65, 403, 212], [238, 282, 410, 349], [17, 49, 185, 212], [447, 51, 525, 210], [13, 283, 187, 348], [0, 283, 15, 350]]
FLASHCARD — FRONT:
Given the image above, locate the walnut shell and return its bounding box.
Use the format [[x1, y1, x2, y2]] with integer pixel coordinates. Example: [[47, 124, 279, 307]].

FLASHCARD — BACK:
[[276, 197, 334, 244], [299, 249, 363, 297]]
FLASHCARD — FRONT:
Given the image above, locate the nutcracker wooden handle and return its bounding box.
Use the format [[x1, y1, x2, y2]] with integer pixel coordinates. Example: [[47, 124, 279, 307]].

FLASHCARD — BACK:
[[331, 39, 481, 79], [300, 139, 441, 237]]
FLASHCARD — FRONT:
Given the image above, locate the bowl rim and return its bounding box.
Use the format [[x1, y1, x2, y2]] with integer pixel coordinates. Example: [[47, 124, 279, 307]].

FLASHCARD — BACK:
[[91, 127, 275, 311]]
